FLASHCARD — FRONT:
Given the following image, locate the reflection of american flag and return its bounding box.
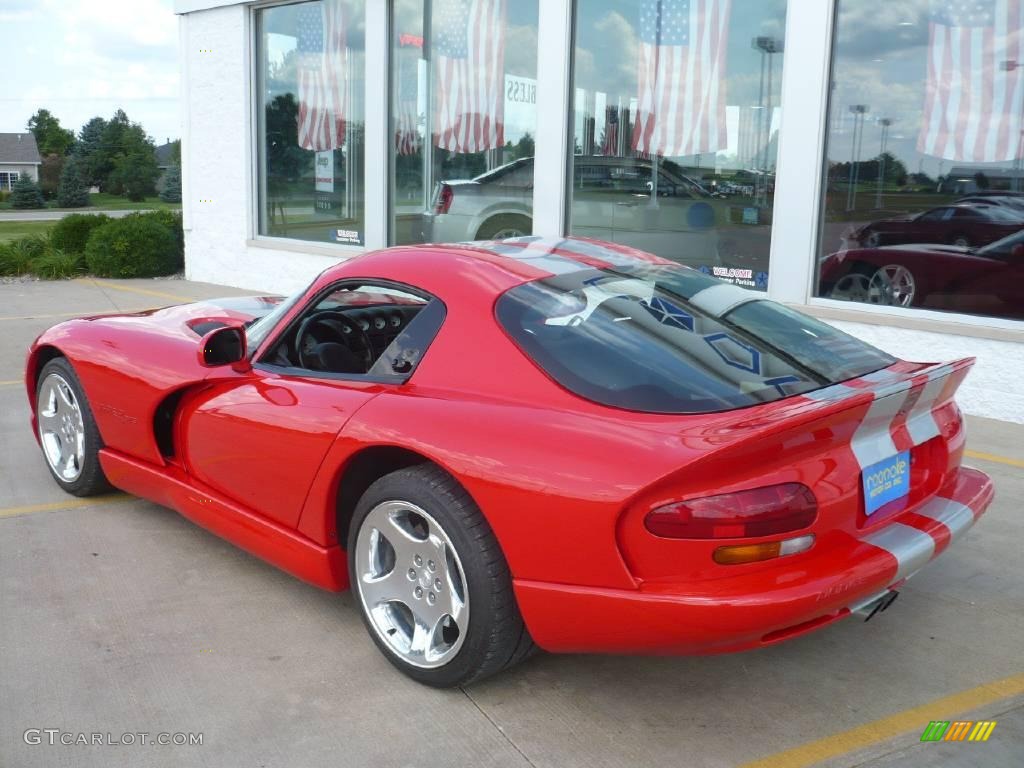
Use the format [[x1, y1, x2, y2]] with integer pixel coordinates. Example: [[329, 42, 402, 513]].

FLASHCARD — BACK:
[[296, 0, 347, 152], [918, 0, 1024, 162], [396, 57, 420, 156], [433, 0, 505, 153], [602, 107, 619, 155], [632, 0, 731, 157]]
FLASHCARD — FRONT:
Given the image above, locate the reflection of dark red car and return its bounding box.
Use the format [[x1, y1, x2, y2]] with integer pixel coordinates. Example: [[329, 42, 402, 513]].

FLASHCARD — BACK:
[[852, 203, 1024, 248], [25, 238, 992, 686], [820, 230, 1024, 318]]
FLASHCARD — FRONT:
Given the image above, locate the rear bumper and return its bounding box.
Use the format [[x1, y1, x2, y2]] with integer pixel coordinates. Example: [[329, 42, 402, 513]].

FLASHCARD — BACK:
[[515, 466, 993, 655]]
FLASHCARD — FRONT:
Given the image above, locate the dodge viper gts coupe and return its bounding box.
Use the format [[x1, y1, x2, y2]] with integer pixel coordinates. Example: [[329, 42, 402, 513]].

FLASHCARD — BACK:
[[26, 237, 993, 687], [820, 229, 1024, 317]]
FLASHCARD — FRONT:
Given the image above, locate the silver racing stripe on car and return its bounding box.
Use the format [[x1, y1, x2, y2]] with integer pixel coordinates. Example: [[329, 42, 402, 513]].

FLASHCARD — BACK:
[[913, 496, 976, 540], [862, 522, 936, 581], [688, 283, 759, 317], [849, 383, 912, 468], [904, 369, 948, 447]]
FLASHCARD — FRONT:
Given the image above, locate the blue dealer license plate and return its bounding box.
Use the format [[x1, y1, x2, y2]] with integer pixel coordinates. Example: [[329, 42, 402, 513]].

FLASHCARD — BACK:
[[862, 451, 911, 516]]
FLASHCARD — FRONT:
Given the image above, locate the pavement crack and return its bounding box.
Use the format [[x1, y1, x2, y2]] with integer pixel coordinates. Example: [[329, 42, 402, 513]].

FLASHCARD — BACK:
[[459, 686, 538, 768]]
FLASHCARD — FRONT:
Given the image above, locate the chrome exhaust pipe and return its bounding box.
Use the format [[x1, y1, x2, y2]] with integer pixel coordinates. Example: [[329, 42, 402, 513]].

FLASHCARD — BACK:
[[850, 590, 899, 621]]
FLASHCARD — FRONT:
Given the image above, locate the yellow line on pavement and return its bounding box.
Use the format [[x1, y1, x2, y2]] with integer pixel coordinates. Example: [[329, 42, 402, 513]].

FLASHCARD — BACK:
[[0, 379, 21, 387], [965, 449, 1024, 470], [75, 278, 188, 303], [0, 494, 131, 520], [738, 673, 1024, 768], [0, 307, 153, 322]]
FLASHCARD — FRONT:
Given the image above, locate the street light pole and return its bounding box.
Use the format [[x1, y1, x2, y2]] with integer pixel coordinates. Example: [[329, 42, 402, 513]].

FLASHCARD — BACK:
[[847, 104, 869, 211], [876, 118, 892, 210], [1000, 59, 1023, 192], [752, 36, 783, 206]]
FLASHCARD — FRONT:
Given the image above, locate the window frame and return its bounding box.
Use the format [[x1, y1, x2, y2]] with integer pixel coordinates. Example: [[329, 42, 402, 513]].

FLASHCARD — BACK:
[[253, 276, 448, 384]]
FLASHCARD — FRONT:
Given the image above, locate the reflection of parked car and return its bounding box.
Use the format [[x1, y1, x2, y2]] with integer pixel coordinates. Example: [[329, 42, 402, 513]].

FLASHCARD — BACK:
[[423, 156, 726, 267], [852, 203, 1024, 248], [820, 229, 1024, 315], [955, 195, 1024, 212]]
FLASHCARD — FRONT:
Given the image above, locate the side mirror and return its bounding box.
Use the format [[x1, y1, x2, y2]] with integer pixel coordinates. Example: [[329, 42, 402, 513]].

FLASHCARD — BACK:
[[1011, 243, 1024, 261], [199, 325, 251, 372]]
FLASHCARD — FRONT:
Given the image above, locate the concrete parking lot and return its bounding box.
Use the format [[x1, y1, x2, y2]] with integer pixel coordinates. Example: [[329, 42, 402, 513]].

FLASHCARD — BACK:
[[1, 277, 1022, 768]]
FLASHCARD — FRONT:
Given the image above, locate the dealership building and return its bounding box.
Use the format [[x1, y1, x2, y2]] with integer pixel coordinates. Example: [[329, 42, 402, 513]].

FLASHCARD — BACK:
[[174, 0, 1024, 422]]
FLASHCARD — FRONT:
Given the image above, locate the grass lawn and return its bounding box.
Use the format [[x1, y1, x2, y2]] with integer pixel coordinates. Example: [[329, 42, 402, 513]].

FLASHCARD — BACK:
[[0, 193, 181, 213], [0, 220, 57, 243]]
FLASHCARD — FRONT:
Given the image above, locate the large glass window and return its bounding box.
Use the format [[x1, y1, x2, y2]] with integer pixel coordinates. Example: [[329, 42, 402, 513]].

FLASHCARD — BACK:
[[256, 0, 365, 245], [390, 0, 539, 245], [568, 0, 788, 291], [817, 0, 1024, 321]]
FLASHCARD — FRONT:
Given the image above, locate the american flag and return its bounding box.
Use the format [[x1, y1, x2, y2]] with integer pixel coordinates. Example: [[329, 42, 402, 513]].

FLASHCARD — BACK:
[[433, 0, 506, 153], [601, 106, 620, 155], [918, 0, 1024, 162], [296, 0, 348, 152], [631, 0, 731, 158], [395, 57, 421, 156]]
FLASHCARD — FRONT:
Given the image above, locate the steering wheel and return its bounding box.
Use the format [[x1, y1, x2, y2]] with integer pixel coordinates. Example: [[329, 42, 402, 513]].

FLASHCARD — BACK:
[[296, 311, 374, 371]]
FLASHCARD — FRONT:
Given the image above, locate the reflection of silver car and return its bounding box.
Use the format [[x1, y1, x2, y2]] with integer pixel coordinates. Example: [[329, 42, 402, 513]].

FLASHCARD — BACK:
[[423, 156, 723, 268]]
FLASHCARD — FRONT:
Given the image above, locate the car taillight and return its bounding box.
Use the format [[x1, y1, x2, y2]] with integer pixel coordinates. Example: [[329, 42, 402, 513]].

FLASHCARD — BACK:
[[433, 184, 454, 215], [644, 483, 818, 539]]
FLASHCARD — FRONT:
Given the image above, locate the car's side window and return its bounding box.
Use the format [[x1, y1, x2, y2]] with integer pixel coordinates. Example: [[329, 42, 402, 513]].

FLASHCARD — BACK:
[[257, 281, 446, 382]]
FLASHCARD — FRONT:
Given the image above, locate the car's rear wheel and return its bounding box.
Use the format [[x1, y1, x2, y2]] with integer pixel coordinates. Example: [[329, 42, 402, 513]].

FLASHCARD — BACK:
[[949, 232, 971, 247], [348, 464, 534, 687], [475, 214, 531, 240], [35, 358, 111, 496], [863, 229, 882, 248], [827, 264, 873, 303]]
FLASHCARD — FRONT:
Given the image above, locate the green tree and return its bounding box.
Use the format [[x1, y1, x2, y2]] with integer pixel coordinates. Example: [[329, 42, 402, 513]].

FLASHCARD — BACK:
[[57, 157, 90, 208], [27, 109, 75, 156], [109, 148, 160, 201], [159, 163, 182, 203], [38, 154, 65, 200], [10, 173, 45, 209], [74, 117, 108, 187]]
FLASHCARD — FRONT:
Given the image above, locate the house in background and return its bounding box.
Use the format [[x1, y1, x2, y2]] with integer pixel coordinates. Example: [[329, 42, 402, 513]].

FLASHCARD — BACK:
[[154, 139, 179, 192], [0, 133, 41, 191]]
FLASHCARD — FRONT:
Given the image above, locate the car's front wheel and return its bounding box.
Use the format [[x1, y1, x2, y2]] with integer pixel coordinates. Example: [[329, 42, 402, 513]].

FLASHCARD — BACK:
[[35, 357, 111, 496], [475, 214, 531, 240], [348, 465, 534, 687]]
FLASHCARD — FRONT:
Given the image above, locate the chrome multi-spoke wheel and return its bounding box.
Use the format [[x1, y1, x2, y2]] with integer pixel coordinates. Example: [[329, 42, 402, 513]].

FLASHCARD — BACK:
[[348, 465, 535, 686], [829, 272, 872, 303], [37, 372, 86, 482], [868, 264, 916, 306], [35, 358, 110, 496], [354, 500, 469, 668]]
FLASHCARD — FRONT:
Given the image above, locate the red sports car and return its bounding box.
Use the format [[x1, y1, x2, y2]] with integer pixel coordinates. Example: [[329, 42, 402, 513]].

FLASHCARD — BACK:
[[25, 237, 992, 686], [819, 229, 1024, 318]]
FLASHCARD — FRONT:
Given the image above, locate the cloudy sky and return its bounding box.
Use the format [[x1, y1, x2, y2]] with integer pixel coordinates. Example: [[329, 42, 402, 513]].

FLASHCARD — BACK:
[[0, 0, 180, 145]]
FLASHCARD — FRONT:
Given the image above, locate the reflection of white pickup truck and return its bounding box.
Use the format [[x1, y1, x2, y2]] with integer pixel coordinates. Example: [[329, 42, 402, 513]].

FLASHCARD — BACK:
[[422, 156, 724, 268]]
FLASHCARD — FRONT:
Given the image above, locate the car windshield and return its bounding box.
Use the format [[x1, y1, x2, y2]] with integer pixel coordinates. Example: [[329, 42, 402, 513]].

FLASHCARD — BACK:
[[977, 229, 1024, 257], [245, 285, 309, 351], [496, 264, 895, 414]]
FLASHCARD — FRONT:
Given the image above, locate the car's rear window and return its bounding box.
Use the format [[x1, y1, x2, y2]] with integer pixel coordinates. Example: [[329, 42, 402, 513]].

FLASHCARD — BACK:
[[495, 264, 895, 414]]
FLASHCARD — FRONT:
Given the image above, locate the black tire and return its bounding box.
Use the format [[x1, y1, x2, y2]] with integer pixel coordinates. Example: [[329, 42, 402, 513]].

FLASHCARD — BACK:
[[863, 229, 882, 248], [949, 232, 971, 247], [347, 464, 535, 687], [475, 214, 531, 240], [35, 357, 111, 496]]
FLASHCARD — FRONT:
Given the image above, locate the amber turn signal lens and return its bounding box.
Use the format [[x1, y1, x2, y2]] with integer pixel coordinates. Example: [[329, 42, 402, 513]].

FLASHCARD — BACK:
[[713, 534, 815, 565]]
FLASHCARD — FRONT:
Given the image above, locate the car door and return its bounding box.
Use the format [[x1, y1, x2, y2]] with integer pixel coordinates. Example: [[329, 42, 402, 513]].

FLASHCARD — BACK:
[[177, 280, 447, 529], [178, 374, 384, 529]]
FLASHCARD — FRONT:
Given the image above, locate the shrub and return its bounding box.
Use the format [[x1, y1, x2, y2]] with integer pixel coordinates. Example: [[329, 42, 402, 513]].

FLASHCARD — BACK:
[[84, 214, 183, 278], [0, 237, 45, 276], [29, 248, 84, 279], [51, 214, 111, 255], [57, 157, 90, 208], [10, 173, 45, 209], [0, 190, 9, 204], [136, 210, 184, 257]]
